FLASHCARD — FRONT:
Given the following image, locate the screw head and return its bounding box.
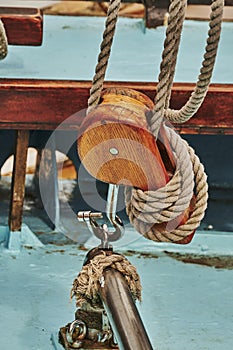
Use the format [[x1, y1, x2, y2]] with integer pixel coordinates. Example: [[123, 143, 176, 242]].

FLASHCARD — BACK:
[[109, 147, 119, 155]]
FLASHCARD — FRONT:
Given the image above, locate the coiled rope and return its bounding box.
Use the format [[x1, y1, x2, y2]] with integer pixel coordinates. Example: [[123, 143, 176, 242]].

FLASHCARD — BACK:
[[87, 0, 224, 242], [125, 127, 208, 242], [0, 19, 8, 60]]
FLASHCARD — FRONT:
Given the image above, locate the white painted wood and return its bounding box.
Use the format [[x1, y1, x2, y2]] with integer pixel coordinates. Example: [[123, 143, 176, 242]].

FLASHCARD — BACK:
[[0, 243, 232, 349]]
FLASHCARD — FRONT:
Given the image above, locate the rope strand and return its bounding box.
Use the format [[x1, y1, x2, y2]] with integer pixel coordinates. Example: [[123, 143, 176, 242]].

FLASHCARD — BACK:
[[0, 19, 8, 60], [125, 127, 208, 243], [87, 0, 121, 113], [151, 0, 224, 135]]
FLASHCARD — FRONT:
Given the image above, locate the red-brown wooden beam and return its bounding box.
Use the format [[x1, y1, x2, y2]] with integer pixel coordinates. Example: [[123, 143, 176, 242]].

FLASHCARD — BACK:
[[0, 79, 232, 134], [0, 7, 43, 46]]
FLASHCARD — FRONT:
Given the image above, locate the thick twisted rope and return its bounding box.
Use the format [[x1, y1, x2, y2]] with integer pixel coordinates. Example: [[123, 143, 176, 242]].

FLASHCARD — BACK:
[[151, 0, 224, 136], [125, 126, 194, 224], [71, 251, 142, 309], [125, 126, 208, 243], [87, 0, 121, 112], [0, 19, 8, 60], [86, 0, 223, 242], [160, 0, 187, 110], [128, 0, 222, 241]]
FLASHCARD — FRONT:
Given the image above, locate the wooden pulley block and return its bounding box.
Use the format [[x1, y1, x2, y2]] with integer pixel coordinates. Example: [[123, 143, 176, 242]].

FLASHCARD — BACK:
[[78, 88, 173, 190], [78, 88, 195, 243]]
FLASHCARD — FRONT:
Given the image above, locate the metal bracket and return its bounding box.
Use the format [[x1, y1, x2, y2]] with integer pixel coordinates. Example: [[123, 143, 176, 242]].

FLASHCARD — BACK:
[[58, 307, 118, 349], [77, 185, 124, 249]]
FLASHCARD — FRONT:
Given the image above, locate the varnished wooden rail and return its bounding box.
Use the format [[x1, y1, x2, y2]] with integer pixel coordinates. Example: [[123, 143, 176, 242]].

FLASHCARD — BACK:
[[0, 7, 43, 46], [0, 79, 232, 134], [0, 78, 232, 234]]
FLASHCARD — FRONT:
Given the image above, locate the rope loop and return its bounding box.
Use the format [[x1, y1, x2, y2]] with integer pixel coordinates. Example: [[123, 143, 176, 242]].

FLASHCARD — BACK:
[[125, 126, 194, 225], [125, 127, 208, 243], [150, 0, 224, 136]]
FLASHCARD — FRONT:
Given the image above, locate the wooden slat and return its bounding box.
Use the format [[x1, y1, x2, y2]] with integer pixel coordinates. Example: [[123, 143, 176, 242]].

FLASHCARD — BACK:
[[0, 7, 43, 46], [0, 79, 232, 134], [8, 130, 29, 232]]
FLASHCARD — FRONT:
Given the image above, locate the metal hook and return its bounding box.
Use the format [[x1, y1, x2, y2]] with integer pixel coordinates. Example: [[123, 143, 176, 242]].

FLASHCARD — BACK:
[[77, 184, 124, 248], [105, 184, 124, 241]]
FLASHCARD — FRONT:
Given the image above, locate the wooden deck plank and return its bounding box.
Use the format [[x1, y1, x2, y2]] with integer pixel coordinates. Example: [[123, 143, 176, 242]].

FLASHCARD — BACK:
[[0, 79, 232, 134]]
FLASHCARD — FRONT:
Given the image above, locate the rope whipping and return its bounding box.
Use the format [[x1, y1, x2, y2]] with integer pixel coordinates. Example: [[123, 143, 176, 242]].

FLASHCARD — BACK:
[[0, 19, 8, 60], [86, 0, 223, 243]]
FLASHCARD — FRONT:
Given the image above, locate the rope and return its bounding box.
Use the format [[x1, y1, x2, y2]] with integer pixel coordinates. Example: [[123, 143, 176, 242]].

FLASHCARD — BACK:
[[159, 0, 187, 111], [130, 0, 222, 241], [0, 19, 8, 60], [125, 126, 208, 243], [85, 0, 223, 242], [125, 126, 195, 224], [71, 251, 142, 309], [150, 0, 224, 136], [87, 0, 121, 113]]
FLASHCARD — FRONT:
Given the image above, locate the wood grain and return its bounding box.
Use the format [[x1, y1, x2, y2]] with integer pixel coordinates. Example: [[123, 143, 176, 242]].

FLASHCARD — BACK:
[[0, 79, 232, 134], [78, 88, 196, 243], [78, 89, 169, 190], [8, 130, 29, 232]]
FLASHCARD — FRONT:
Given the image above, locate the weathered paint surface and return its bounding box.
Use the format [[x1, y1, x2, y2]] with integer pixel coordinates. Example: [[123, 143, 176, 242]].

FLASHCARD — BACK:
[[0, 15, 232, 350], [0, 239, 232, 350], [0, 16, 232, 83]]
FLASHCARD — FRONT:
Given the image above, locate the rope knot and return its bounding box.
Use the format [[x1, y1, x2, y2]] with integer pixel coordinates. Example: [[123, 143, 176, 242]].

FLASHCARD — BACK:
[[71, 250, 142, 309]]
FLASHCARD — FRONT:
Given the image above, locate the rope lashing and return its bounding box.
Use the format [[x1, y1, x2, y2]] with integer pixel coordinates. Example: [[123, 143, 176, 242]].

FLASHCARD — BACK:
[[71, 251, 142, 309], [0, 19, 8, 60], [151, 0, 224, 136], [85, 0, 223, 243]]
